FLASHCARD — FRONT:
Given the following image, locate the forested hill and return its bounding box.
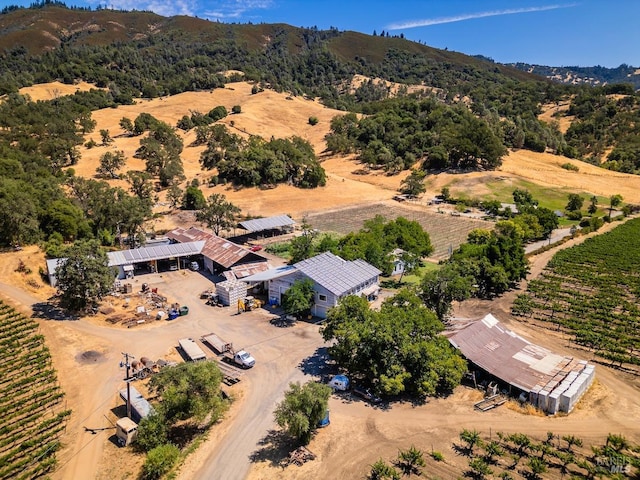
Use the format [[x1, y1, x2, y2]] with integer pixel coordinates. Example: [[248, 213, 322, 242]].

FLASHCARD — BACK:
[[0, 3, 543, 93], [506, 62, 640, 90]]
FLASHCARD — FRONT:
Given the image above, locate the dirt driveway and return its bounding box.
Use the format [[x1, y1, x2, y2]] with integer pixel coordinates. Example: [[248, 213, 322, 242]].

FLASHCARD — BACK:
[[0, 268, 328, 480]]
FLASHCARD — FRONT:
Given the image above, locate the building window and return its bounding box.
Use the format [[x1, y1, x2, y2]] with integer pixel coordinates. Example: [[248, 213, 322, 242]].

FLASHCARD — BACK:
[[318, 294, 327, 302]]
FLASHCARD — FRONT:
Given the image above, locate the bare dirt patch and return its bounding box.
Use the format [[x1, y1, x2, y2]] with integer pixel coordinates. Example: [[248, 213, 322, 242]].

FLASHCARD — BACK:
[[539, 101, 574, 134]]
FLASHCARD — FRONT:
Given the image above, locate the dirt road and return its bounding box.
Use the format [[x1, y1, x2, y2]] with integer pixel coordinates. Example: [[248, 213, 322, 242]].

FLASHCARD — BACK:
[[0, 268, 330, 480]]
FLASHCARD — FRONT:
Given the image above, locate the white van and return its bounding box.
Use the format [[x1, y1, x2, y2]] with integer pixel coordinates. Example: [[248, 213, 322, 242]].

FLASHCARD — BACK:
[[328, 375, 350, 391], [189, 261, 199, 271]]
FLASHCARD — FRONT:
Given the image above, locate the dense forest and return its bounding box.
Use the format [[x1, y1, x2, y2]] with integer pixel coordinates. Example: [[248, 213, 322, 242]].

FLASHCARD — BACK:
[[1, 3, 640, 248]]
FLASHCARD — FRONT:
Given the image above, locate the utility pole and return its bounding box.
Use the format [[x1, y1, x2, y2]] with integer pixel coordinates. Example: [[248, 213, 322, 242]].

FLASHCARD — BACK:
[[120, 352, 135, 420]]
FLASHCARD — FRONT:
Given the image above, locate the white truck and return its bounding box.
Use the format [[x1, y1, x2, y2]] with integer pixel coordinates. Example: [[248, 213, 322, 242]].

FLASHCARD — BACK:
[[201, 332, 255, 368], [178, 338, 207, 362]]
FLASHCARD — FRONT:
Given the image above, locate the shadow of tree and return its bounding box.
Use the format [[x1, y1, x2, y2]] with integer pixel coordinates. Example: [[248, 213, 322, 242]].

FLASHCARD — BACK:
[[31, 301, 78, 321], [452, 442, 473, 457], [298, 347, 335, 380], [249, 429, 297, 468]]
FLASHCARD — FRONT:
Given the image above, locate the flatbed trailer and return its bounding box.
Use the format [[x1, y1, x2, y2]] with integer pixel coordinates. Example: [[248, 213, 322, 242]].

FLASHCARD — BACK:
[[201, 332, 232, 354], [178, 338, 207, 361]]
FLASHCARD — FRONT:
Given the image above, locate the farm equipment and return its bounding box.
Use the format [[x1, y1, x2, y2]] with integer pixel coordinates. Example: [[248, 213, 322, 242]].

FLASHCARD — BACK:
[[129, 357, 158, 380], [206, 293, 220, 306], [237, 296, 263, 313], [201, 332, 255, 368]]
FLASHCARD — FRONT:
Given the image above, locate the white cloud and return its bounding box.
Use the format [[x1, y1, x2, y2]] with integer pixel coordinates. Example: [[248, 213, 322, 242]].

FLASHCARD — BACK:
[[89, 0, 196, 17], [203, 0, 273, 20], [387, 3, 578, 30]]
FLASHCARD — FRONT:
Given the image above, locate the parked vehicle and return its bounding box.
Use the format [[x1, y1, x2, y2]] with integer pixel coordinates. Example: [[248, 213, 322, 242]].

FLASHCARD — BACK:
[[118, 385, 154, 424], [352, 385, 382, 404], [115, 417, 138, 447], [201, 332, 232, 353], [327, 374, 350, 391], [201, 333, 255, 368], [178, 338, 207, 361], [230, 350, 255, 368], [188, 261, 199, 271], [238, 296, 263, 312]]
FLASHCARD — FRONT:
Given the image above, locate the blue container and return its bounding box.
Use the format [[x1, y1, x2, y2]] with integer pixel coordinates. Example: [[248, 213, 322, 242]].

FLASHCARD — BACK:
[[317, 409, 330, 428]]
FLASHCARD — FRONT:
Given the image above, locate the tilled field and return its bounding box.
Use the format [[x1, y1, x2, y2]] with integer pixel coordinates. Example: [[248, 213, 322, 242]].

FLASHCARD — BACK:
[[306, 203, 492, 260]]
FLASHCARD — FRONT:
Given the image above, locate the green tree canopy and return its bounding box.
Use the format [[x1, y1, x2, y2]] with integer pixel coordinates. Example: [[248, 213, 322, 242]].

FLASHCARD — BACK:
[[96, 150, 126, 179], [195, 193, 241, 235], [182, 185, 206, 210], [321, 290, 466, 398], [55, 240, 116, 312], [566, 193, 584, 212], [148, 360, 226, 424], [282, 278, 315, 318], [274, 381, 332, 445], [332, 215, 433, 275], [399, 169, 427, 197]]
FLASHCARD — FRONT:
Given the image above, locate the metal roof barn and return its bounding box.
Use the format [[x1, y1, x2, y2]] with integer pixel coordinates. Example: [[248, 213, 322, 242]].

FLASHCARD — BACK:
[[447, 314, 595, 414], [45, 241, 205, 286], [239, 215, 295, 232], [167, 227, 265, 268], [293, 252, 381, 297], [107, 241, 205, 265]]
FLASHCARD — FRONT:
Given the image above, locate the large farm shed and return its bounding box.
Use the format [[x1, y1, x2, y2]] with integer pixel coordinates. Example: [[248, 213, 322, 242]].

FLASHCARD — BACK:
[[447, 314, 595, 414], [243, 251, 381, 318], [166, 227, 269, 280], [239, 214, 295, 234], [46, 241, 205, 287]]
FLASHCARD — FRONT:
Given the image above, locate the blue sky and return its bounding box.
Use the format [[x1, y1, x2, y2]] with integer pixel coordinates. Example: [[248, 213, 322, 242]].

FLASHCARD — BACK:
[[5, 0, 640, 67]]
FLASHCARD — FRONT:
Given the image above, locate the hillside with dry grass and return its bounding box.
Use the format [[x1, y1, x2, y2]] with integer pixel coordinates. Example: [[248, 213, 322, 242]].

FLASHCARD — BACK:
[[21, 80, 640, 230]]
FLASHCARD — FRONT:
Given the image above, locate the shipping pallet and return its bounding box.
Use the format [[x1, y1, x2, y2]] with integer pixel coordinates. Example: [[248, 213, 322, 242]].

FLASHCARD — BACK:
[[474, 394, 507, 411]]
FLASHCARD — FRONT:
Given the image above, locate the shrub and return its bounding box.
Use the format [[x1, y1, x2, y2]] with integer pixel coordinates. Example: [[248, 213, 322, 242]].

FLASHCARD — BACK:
[[560, 162, 579, 172], [85, 139, 98, 149], [136, 412, 168, 452], [231, 105, 242, 114], [430, 451, 444, 462], [308, 116, 319, 126], [207, 105, 228, 122], [565, 210, 583, 221], [141, 443, 180, 480]]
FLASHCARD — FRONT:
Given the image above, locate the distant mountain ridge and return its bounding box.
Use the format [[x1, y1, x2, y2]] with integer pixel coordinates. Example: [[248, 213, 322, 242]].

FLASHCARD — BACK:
[[506, 62, 640, 90]]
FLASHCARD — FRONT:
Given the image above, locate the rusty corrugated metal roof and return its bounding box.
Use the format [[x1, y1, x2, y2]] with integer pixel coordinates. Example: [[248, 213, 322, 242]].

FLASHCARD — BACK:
[[448, 314, 575, 392], [230, 261, 270, 279], [167, 227, 265, 268]]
